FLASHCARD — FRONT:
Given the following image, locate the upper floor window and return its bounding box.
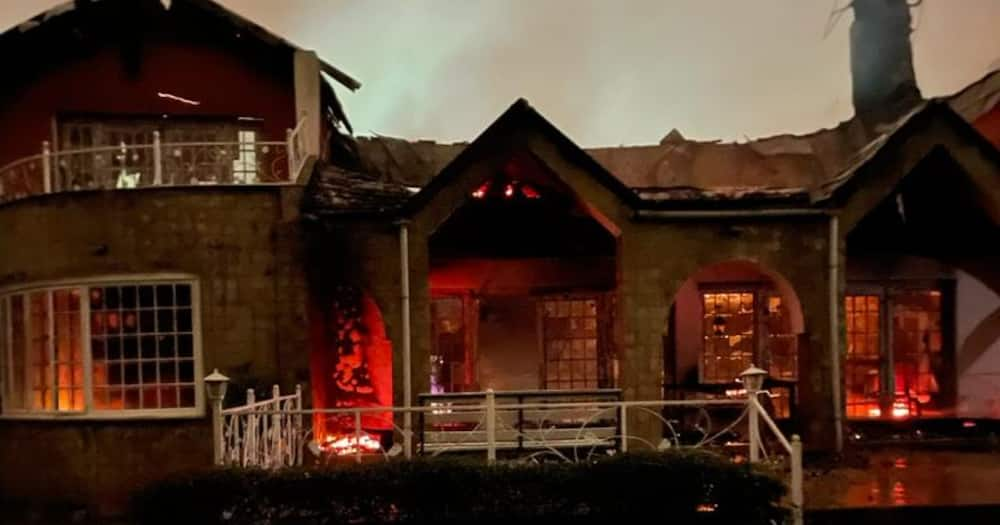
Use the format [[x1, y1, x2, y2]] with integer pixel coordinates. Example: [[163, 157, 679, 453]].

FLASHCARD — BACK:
[[0, 277, 202, 418], [55, 117, 270, 188]]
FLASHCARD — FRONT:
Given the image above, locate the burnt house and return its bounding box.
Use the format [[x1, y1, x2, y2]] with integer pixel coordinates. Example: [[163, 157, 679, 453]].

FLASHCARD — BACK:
[[1, 0, 1000, 512]]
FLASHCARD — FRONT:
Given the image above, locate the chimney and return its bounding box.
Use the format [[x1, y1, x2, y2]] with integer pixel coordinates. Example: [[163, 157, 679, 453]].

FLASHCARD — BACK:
[[850, 0, 923, 127]]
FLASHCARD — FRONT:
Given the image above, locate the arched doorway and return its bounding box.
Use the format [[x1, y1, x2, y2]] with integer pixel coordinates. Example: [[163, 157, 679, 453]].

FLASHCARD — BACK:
[[664, 260, 805, 418], [427, 152, 620, 393]]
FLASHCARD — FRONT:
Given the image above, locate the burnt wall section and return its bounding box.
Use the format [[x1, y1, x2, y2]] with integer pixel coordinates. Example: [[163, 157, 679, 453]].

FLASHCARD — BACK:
[[0, 185, 309, 509]]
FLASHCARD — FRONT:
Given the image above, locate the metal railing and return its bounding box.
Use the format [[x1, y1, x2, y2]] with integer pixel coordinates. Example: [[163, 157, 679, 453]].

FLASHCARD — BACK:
[[211, 383, 804, 524], [220, 384, 304, 469], [0, 119, 310, 203]]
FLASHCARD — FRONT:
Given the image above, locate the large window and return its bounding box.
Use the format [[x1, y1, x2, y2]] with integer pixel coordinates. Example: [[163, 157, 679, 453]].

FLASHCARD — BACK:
[[541, 296, 610, 390], [845, 285, 953, 419], [0, 277, 201, 417], [701, 290, 798, 384], [845, 295, 882, 418]]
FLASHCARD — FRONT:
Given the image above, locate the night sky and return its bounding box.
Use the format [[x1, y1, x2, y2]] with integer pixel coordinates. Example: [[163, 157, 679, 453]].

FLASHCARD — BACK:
[[3, 0, 999, 146]]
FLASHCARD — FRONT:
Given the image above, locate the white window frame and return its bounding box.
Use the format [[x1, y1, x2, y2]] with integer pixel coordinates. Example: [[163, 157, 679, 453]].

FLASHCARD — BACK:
[[0, 274, 204, 420]]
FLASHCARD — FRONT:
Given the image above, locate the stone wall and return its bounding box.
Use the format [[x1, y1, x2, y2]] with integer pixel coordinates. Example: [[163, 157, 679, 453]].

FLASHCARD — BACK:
[[338, 124, 839, 450], [0, 185, 309, 510]]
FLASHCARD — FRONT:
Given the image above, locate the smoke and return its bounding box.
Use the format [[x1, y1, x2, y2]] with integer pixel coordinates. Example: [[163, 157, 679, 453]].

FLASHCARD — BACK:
[[3, 0, 1000, 146]]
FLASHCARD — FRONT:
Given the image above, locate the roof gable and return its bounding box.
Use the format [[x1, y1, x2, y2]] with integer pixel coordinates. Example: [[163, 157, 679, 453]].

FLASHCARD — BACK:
[[401, 98, 641, 216]]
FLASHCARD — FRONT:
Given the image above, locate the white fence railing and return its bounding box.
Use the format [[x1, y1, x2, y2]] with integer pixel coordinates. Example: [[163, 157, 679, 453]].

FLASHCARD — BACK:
[[0, 118, 311, 203], [213, 385, 804, 524], [220, 384, 304, 469]]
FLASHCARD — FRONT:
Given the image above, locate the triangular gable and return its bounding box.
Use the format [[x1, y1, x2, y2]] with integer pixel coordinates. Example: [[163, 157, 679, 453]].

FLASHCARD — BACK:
[[813, 101, 1000, 232], [401, 98, 641, 219]]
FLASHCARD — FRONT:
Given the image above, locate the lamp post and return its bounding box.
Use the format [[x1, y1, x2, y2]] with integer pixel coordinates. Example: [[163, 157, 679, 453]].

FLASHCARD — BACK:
[[204, 368, 230, 465], [739, 365, 768, 463]]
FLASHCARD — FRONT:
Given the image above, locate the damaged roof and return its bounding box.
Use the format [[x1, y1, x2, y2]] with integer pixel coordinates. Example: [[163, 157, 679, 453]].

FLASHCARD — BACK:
[[304, 163, 416, 218], [346, 68, 1000, 208], [0, 0, 361, 91]]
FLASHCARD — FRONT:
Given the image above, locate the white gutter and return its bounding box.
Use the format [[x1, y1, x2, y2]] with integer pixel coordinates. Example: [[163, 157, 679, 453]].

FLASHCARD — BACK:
[[636, 208, 831, 219], [829, 215, 843, 452], [397, 221, 413, 458]]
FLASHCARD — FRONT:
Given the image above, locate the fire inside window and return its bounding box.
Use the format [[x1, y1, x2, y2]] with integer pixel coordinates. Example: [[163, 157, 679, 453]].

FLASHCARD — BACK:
[[845, 289, 946, 419], [0, 281, 199, 415], [701, 290, 797, 417], [846, 295, 882, 418], [702, 292, 756, 384]]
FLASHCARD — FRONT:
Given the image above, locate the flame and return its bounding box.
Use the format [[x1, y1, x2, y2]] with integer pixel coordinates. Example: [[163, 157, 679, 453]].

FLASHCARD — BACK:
[[318, 433, 382, 456], [891, 401, 910, 419]]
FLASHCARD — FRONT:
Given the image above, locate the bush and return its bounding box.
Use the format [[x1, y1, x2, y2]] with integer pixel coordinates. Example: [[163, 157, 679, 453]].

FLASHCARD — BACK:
[[132, 451, 786, 524]]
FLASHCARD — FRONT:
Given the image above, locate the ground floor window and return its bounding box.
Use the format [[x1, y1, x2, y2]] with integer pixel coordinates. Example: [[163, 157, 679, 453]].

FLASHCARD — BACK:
[[540, 296, 604, 390], [699, 288, 798, 418], [845, 284, 953, 419], [0, 277, 202, 417], [700, 289, 798, 383], [430, 293, 615, 393]]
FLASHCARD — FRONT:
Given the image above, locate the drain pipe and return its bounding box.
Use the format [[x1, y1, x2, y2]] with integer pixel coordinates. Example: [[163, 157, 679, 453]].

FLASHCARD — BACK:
[[829, 215, 844, 452], [397, 220, 413, 458]]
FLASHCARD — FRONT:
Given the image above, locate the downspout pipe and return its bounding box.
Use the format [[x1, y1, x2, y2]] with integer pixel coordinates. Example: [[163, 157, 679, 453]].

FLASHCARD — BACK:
[[829, 215, 844, 452], [397, 220, 413, 458]]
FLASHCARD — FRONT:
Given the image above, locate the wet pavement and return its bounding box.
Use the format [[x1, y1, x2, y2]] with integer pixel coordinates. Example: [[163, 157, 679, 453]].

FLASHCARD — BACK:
[[805, 449, 1000, 508]]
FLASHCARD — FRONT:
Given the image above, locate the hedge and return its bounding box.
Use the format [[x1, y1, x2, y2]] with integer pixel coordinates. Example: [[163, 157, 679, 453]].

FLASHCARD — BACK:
[[132, 451, 786, 524]]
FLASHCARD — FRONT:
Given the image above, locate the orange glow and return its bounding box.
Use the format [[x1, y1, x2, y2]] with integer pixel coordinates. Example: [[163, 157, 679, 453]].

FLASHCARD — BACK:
[[309, 288, 393, 448], [471, 181, 490, 199], [503, 183, 514, 198], [868, 407, 882, 418], [317, 433, 382, 456], [891, 401, 910, 419]]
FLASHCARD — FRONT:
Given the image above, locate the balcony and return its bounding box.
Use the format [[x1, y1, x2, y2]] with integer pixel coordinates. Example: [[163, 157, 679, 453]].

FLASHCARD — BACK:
[[0, 119, 309, 203]]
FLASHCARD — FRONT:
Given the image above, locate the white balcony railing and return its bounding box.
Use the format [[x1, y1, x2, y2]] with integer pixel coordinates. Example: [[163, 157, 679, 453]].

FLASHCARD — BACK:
[[0, 119, 311, 203]]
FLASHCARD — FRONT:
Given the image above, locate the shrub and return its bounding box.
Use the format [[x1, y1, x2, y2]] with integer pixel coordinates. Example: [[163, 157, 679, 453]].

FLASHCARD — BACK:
[[132, 450, 786, 524]]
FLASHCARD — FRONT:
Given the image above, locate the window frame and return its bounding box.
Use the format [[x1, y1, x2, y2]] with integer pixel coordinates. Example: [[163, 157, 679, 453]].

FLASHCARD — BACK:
[[845, 279, 956, 419], [697, 282, 798, 385], [0, 274, 204, 420], [538, 292, 612, 391]]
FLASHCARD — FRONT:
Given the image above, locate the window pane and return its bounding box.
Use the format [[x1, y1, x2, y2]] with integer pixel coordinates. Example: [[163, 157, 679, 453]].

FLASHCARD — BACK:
[[893, 290, 947, 417], [541, 295, 607, 390], [4, 280, 197, 415], [845, 295, 882, 418], [702, 291, 755, 383], [83, 280, 200, 412]]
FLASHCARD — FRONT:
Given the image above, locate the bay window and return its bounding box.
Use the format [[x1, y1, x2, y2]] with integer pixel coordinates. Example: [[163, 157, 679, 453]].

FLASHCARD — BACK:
[[0, 277, 202, 417]]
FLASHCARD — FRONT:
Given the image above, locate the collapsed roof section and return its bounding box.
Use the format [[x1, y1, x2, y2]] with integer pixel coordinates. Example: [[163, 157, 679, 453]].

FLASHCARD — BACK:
[[313, 68, 1000, 215]]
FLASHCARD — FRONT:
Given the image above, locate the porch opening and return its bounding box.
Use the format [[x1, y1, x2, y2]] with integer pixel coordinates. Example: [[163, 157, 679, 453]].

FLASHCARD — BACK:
[[428, 152, 619, 394], [845, 148, 1000, 421], [308, 286, 393, 454], [664, 260, 805, 419]]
